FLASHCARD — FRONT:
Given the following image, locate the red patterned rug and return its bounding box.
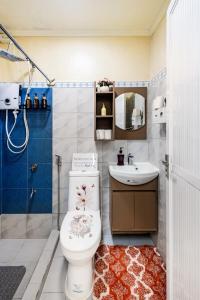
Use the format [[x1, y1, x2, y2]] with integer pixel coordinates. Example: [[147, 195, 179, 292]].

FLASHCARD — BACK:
[[93, 245, 166, 300]]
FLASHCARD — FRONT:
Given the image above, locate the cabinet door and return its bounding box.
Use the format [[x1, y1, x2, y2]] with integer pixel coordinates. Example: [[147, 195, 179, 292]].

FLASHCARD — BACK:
[[111, 191, 134, 232], [134, 191, 157, 231]]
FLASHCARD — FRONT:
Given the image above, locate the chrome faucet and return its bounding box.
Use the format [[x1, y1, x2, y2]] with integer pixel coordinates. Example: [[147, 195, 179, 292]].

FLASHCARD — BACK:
[[128, 153, 138, 169], [128, 153, 134, 165]]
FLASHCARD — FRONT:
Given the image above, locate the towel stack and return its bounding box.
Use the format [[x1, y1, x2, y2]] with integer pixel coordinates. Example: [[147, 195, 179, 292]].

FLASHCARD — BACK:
[[96, 130, 112, 140]]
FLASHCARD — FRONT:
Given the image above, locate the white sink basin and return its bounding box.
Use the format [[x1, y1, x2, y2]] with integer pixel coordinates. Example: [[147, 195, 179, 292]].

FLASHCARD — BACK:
[[109, 162, 159, 185]]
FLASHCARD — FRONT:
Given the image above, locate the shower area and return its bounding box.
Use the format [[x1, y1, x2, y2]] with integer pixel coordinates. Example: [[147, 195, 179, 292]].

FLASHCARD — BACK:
[[0, 24, 54, 238], [0, 87, 53, 236], [0, 25, 59, 300], [0, 85, 57, 300]]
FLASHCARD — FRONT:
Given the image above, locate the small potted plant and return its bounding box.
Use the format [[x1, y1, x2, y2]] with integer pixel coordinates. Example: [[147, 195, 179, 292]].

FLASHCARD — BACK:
[[97, 78, 113, 92]]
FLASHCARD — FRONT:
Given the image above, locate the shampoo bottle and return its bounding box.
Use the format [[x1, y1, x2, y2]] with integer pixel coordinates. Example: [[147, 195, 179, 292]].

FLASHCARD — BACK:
[[33, 93, 39, 109], [117, 147, 124, 166], [25, 93, 32, 109], [41, 93, 47, 109]]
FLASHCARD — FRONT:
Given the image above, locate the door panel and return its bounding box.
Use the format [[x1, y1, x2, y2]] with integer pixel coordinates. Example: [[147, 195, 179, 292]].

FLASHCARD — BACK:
[[167, 0, 200, 298]]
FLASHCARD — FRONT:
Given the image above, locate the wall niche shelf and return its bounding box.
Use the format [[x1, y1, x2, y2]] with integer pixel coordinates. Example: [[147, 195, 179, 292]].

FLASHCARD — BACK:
[[94, 82, 115, 141], [96, 115, 113, 118], [96, 91, 114, 94]]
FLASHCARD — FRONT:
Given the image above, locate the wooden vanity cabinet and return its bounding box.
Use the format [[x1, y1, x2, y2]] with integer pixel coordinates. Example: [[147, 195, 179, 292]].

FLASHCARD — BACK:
[[112, 191, 134, 232], [110, 177, 158, 234]]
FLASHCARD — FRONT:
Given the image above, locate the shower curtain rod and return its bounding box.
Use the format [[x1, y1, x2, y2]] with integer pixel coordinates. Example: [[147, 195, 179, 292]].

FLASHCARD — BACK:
[[0, 24, 55, 85]]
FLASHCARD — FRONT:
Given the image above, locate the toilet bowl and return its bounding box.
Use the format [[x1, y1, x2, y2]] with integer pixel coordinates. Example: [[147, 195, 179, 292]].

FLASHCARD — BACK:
[[60, 210, 101, 299], [60, 153, 101, 300]]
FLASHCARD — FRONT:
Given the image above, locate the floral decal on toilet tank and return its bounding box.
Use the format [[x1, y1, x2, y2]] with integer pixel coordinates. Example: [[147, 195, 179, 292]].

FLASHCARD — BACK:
[[70, 214, 93, 238], [75, 184, 95, 211]]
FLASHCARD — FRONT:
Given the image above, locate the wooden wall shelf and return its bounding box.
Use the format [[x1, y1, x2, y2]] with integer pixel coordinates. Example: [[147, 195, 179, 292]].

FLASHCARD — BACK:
[[96, 91, 114, 94], [94, 83, 147, 141], [94, 82, 115, 141], [96, 115, 113, 118]]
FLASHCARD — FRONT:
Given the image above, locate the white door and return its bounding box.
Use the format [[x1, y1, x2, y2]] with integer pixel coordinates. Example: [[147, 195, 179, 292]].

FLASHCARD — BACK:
[[167, 0, 200, 299]]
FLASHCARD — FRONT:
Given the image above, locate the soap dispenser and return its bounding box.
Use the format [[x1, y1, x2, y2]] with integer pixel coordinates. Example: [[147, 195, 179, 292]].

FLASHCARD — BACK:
[[117, 147, 124, 166]]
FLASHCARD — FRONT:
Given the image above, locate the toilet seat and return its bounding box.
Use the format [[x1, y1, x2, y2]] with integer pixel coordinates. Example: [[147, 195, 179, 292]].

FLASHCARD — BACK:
[[60, 210, 101, 253]]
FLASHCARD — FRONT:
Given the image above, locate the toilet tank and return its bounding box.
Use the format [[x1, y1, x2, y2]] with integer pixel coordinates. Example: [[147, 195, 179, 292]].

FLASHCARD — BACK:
[[68, 170, 100, 211]]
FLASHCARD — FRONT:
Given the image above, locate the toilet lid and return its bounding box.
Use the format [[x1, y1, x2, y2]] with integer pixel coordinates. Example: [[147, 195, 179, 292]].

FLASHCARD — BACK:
[[60, 210, 101, 252]]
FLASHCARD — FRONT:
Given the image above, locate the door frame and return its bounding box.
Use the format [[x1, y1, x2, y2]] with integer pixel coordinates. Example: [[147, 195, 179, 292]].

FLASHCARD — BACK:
[[166, 0, 180, 299]]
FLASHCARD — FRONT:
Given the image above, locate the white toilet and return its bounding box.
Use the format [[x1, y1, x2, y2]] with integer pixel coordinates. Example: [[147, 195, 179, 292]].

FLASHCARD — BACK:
[[60, 153, 101, 300]]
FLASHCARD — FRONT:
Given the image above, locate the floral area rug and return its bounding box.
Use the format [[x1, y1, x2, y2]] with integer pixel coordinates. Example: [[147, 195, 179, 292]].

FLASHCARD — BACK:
[[93, 245, 166, 300]]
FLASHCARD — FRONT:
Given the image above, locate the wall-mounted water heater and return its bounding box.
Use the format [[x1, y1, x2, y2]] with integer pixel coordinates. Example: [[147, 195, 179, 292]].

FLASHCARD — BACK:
[[0, 83, 20, 110]]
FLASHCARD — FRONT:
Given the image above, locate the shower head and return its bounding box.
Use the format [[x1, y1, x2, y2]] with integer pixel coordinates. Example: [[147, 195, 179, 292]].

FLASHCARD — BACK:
[[0, 49, 25, 62]]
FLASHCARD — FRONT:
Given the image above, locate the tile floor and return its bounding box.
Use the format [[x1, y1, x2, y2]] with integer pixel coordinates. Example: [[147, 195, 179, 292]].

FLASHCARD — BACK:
[[39, 235, 153, 300], [103, 234, 154, 246], [0, 239, 47, 299]]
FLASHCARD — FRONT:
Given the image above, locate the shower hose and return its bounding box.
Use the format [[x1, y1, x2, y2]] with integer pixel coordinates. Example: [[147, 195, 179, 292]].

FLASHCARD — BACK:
[[5, 108, 29, 154], [5, 62, 33, 154]]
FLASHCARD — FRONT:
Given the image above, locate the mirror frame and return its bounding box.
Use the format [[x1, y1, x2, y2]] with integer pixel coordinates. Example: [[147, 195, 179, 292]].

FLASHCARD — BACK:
[[114, 87, 147, 140]]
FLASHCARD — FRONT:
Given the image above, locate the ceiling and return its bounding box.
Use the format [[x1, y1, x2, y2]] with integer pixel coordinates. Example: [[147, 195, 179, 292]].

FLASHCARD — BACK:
[[0, 0, 169, 37]]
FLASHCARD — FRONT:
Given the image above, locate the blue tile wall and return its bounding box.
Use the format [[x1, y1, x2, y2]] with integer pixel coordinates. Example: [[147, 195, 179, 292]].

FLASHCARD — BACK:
[[26, 188, 52, 213], [0, 87, 52, 214], [2, 189, 28, 214]]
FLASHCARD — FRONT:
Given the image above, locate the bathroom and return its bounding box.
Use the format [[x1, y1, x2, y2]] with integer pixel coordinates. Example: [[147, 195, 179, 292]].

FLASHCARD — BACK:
[[0, 0, 199, 299]]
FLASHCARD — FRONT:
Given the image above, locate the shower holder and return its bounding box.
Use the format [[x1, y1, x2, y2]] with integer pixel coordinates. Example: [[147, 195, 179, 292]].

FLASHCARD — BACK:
[[18, 104, 51, 111], [30, 163, 38, 172]]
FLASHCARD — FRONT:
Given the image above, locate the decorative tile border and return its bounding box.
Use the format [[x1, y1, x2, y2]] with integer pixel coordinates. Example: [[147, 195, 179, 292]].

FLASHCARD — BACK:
[[115, 81, 149, 87], [24, 81, 149, 88], [0, 81, 149, 88], [0, 82, 50, 88], [54, 82, 94, 88], [149, 68, 167, 86], [0, 82, 94, 88], [22, 82, 50, 88], [0, 71, 166, 88]]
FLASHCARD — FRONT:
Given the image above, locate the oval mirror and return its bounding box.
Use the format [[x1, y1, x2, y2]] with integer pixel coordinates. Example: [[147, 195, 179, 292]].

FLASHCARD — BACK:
[[115, 92, 145, 131]]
